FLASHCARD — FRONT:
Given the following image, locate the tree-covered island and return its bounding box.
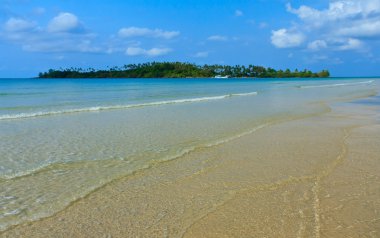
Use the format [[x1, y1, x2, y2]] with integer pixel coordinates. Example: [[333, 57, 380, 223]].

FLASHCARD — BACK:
[[38, 62, 330, 78]]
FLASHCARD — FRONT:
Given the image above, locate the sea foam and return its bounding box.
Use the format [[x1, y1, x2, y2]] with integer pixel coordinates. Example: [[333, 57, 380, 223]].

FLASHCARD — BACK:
[[298, 80, 374, 89], [0, 91, 258, 120]]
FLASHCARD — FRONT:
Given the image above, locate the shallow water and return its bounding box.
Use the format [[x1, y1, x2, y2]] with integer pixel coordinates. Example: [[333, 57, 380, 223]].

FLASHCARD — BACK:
[[0, 77, 379, 231]]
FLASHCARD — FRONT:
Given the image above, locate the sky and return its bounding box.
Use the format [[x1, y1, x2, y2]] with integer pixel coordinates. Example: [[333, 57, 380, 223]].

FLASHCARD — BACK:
[[1, 0, 380, 77]]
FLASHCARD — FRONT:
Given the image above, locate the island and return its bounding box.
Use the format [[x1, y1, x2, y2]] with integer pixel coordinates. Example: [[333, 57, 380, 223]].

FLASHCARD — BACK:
[[38, 62, 330, 78]]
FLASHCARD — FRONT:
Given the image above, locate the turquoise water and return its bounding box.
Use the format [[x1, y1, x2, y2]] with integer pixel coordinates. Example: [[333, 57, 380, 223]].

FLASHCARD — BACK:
[[0, 78, 378, 230]]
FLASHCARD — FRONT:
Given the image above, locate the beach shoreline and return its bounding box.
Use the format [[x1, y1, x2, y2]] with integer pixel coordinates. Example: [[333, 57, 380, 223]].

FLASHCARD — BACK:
[[2, 93, 379, 237]]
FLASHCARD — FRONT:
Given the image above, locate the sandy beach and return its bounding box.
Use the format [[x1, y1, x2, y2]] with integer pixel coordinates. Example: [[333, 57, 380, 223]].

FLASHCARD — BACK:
[[2, 0, 380, 236], [1, 95, 379, 238]]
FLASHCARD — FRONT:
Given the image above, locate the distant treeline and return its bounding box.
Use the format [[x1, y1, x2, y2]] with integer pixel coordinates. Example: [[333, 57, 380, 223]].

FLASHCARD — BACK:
[[38, 62, 330, 78]]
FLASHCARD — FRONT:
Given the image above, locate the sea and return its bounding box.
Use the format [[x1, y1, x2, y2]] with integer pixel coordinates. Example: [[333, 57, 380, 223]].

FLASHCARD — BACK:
[[0, 77, 379, 231]]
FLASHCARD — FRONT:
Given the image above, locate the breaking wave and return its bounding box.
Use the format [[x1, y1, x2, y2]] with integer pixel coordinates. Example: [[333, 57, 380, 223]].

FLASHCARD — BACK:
[[0, 92, 258, 120], [298, 80, 374, 89]]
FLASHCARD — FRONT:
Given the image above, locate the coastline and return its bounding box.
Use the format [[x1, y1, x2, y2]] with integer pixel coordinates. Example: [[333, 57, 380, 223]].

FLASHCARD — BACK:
[[2, 0, 380, 236], [1, 93, 379, 237]]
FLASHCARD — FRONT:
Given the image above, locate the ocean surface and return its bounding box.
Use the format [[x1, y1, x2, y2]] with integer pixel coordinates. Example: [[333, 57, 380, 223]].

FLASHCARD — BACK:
[[0, 77, 379, 231]]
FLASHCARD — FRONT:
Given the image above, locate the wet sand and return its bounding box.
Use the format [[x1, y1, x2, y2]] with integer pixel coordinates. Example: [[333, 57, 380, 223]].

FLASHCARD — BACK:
[[1, 101, 379, 238]]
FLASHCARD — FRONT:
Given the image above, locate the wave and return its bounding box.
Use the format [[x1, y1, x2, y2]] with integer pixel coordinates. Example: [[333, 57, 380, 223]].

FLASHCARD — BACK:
[[228, 92, 258, 97], [0, 121, 268, 182], [0, 91, 258, 121], [298, 80, 374, 89], [0, 92, 47, 97], [0, 120, 269, 232]]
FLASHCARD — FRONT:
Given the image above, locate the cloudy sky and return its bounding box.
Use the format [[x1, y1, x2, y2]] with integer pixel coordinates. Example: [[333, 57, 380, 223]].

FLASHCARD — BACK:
[[1, 0, 380, 77]]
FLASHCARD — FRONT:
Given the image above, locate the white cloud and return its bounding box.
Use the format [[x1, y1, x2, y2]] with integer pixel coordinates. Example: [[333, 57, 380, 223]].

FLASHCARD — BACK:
[[4, 18, 37, 32], [235, 10, 243, 17], [1, 14, 99, 53], [279, 1, 380, 52], [336, 19, 380, 37], [194, 51, 209, 58], [286, 4, 323, 26], [207, 35, 228, 41], [47, 12, 83, 33], [1, 14, 178, 56], [307, 40, 327, 51], [271, 29, 305, 48], [337, 38, 364, 51], [286, 1, 380, 37], [118, 27, 179, 39], [287, 1, 380, 25], [21, 38, 102, 53], [126, 47, 172, 56]]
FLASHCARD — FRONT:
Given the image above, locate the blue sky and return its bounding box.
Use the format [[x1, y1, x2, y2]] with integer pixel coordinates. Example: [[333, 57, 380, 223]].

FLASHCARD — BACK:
[[1, 0, 380, 77]]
